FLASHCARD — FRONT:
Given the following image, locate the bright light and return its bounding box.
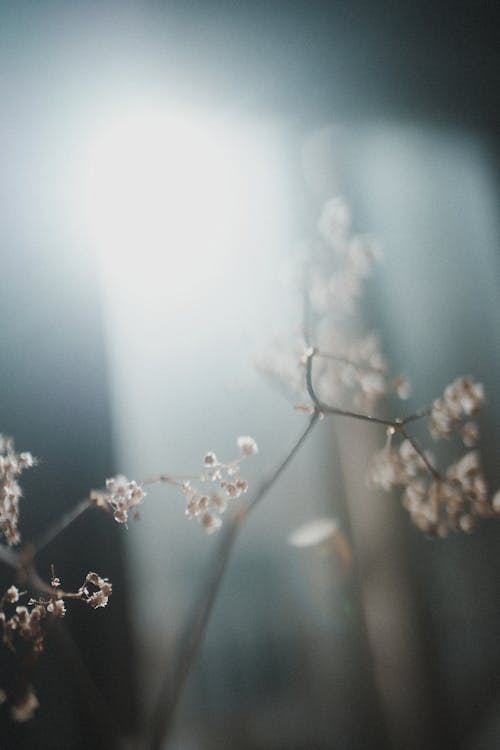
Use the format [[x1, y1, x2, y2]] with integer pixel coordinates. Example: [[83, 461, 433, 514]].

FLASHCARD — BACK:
[[84, 106, 249, 297]]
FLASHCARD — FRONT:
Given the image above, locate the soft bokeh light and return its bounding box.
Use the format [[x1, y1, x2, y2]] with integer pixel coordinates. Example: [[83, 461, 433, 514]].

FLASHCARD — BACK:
[[84, 105, 257, 300]]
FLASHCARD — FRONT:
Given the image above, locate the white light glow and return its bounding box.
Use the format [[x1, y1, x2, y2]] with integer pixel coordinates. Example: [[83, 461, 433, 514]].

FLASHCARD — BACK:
[[84, 106, 252, 299]]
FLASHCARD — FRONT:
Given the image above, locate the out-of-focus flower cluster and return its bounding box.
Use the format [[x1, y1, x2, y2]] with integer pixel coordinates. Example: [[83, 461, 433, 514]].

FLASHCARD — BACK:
[[90, 476, 146, 524], [1, 586, 48, 657], [0, 571, 111, 721], [429, 375, 484, 444], [182, 435, 258, 534], [368, 377, 500, 536], [311, 337, 410, 410], [314, 197, 381, 314], [0, 435, 35, 545], [257, 197, 409, 410]]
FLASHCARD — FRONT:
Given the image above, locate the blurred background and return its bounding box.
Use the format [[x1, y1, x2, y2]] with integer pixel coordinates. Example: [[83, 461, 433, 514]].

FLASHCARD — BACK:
[[1, 1, 500, 748]]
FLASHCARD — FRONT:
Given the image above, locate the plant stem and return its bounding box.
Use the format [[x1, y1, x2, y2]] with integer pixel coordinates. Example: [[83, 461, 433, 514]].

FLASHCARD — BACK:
[[32, 498, 91, 556], [399, 426, 442, 480], [146, 413, 319, 750], [305, 350, 431, 428]]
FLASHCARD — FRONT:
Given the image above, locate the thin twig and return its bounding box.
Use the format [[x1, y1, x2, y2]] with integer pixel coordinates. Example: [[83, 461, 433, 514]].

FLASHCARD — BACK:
[[305, 351, 396, 427], [140, 473, 199, 488], [146, 413, 319, 750], [305, 351, 431, 429], [399, 426, 442, 480], [401, 406, 432, 425], [316, 349, 386, 375], [32, 498, 91, 555]]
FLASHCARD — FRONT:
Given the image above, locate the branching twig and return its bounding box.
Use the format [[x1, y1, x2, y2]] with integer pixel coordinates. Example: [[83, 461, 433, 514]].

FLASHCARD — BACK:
[[399, 426, 442, 480], [146, 413, 319, 750], [305, 349, 431, 429]]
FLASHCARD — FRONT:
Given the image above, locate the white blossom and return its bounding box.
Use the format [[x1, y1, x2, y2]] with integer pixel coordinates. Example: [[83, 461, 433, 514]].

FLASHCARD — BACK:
[[237, 436, 258, 456], [91, 475, 146, 524]]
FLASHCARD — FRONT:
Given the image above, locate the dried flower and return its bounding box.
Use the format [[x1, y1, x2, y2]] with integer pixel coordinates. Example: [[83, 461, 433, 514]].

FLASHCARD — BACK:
[[11, 687, 39, 722], [79, 572, 112, 609], [237, 436, 258, 456], [430, 376, 484, 440], [200, 512, 222, 534], [4, 586, 19, 604], [180, 436, 258, 533], [47, 599, 66, 617], [0, 435, 35, 545], [368, 421, 497, 536], [91, 475, 146, 524]]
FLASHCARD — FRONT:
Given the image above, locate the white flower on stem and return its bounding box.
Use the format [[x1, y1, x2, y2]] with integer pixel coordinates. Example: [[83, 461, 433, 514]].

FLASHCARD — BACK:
[[183, 437, 258, 534], [237, 436, 258, 456], [201, 512, 222, 535], [47, 599, 66, 617], [91, 475, 146, 524], [0, 435, 35, 546], [4, 586, 19, 604], [79, 572, 112, 609], [430, 376, 484, 440]]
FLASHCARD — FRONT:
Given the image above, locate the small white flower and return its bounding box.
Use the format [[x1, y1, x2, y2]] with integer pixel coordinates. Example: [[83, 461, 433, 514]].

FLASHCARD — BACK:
[[4, 585, 19, 603], [201, 512, 222, 535], [237, 436, 258, 456]]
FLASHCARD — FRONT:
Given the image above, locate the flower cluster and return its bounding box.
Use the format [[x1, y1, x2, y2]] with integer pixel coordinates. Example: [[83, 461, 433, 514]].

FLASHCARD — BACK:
[[0, 571, 112, 721], [314, 197, 382, 314], [367, 371, 500, 536], [258, 198, 409, 410], [311, 336, 411, 410], [0, 435, 35, 545], [182, 436, 258, 534], [77, 571, 113, 609], [429, 375, 484, 443], [0, 586, 48, 656], [90, 475, 146, 524], [368, 438, 433, 494]]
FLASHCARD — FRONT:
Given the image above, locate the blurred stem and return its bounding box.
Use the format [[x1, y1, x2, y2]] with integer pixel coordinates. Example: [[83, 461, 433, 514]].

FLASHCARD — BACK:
[[398, 426, 442, 480], [32, 498, 91, 555], [305, 350, 441, 484], [0, 544, 18, 569], [305, 350, 431, 429], [146, 413, 319, 750]]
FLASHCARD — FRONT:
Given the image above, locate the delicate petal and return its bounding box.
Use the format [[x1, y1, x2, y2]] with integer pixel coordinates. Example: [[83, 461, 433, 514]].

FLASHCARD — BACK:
[[288, 518, 338, 547]]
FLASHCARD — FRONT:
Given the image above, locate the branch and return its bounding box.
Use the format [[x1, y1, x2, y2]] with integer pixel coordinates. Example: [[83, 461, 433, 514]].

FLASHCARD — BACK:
[[0, 544, 18, 569], [146, 413, 319, 750], [305, 350, 431, 429], [399, 426, 442, 481], [32, 498, 91, 556]]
